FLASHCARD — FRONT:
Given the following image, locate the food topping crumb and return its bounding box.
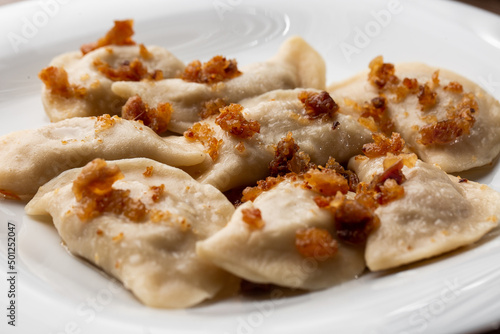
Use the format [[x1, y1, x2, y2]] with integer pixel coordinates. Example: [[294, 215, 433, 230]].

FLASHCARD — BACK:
[[242, 207, 265, 230], [362, 132, 405, 158], [181, 55, 242, 84], [215, 104, 260, 139], [39, 66, 87, 98], [200, 98, 228, 119], [143, 166, 154, 177], [184, 123, 223, 161], [269, 132, 313, 176], [81, 20, 136, 55], [298, 91, 339, 120], [122, 95, 172, 134], [93, 58, 163, 81], [72, 159, 147, 222], [295, 227, 338, 259]]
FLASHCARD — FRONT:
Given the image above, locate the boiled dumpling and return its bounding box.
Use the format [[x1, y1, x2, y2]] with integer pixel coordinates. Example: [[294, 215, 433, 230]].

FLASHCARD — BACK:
[[25, 158, 238, 308], [40, 44, 185, 122], [329, 57, 500, 172], [112, 36, 326, 133], [0, 115, 204, 200], [197, 177, 365, 290], [349, 152, 500, 271], [181, 89, 372, 192]]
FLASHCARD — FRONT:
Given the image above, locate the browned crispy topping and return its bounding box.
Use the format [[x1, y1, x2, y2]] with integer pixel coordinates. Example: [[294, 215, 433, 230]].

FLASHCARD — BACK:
[[184, 123, 223, 161], [143, 166, 154, 177], [368, 56, 399, 89], [72, 159, 146, 222], [150, 184, 165, 202], [332, 197, 380, 245], [215, 104, 260, 139], [359, 96, 394, 134], [200, 98, 228, 119], [38, 66, 86, 98], [95, 114, 117, 132], [241, 175, 286, 202], [303, 168, 349, 196], [298, 91, 339, 120], [235, 141, 246, 153], [93, 58, 163, 82], [269, 132, 314, 177], [139, 44, 153, 60], [325, 158, 359, 192], [122, 95, 172, 134], [181, 55, 242, 84], [362, 132, 405, 158], [241, 207, 265, 230], [444, 81, 463, 93], [418, 93, 477, 145], [81, 20, 136, 55], [0, 189, 21, 201], [295, 227, 338, 259], [418, 83, 437, 111]]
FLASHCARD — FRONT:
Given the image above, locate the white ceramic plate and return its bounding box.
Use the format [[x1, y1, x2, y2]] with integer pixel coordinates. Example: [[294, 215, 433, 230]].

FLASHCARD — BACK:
[[1, 0, 500, 333]]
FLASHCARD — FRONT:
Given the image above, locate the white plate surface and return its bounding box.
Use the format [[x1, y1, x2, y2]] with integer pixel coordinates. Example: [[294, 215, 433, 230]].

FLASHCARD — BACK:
[[1, 0, 500, 333]]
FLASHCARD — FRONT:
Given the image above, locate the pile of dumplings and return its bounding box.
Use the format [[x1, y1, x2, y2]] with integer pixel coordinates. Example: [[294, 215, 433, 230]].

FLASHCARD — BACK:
[[2, 20, 500, 309]]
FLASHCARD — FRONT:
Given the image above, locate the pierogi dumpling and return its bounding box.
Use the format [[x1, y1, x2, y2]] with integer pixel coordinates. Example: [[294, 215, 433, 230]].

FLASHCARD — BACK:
[[112, 36, 327, 133], [349, 153, 500, 271], [0, 115, 204, 200], [197, 179, 365, 290], [181, 89, 372, 192], [40, 44, 185, 122], [329, 58, 500, 172], [25, 158, 237, 308]]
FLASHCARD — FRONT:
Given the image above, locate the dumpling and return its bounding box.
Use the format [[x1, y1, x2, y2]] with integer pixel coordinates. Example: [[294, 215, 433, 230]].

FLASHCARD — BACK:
[[25, 158, 238, 308], [112, 36, 326, 133], [329, 56, 500, 172], [0, 115, 204, 200], [40, 44, 185, 122], [349, 152, 500, 271], [181, 89, 372, 192], [197, 177, 366, 290]]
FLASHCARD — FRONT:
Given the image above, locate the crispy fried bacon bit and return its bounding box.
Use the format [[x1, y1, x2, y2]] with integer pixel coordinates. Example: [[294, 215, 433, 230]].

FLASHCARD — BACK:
[[241, 175, 286, 202], [215, 104, 260, 139], [72, 159, 147, 222], [200, 98, 228, 119], [417, 83, 437, 111], [444, 81, 463, 93], [362, 132, 405, 158], [81, 19, 136, 55], [359, 96, 394, 134], [298, 91, 339, 120], [150, 184, 165, 202], [38, 66, 86, 98], [269, 132, 313, 176], [295, 227, 338, 260], [418, 93, 477, 146], [241, 207, 265, 230], [371, 158, 406, 188], [95, 114, 118, 132], [325, 158, 359, 192], [368, 56, 399, 89], [139, 44, 153, 60], [0, 189, 21, 201], [303, 168, 349, 196], [181, 55, 242, 84], [332, 196, 380, 245], [122, 95, 172, 134], [392, 77, 420, 101], [184, 123, 223, 161], [93, 58, 163, 82], [143, 166, 154, 177]]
